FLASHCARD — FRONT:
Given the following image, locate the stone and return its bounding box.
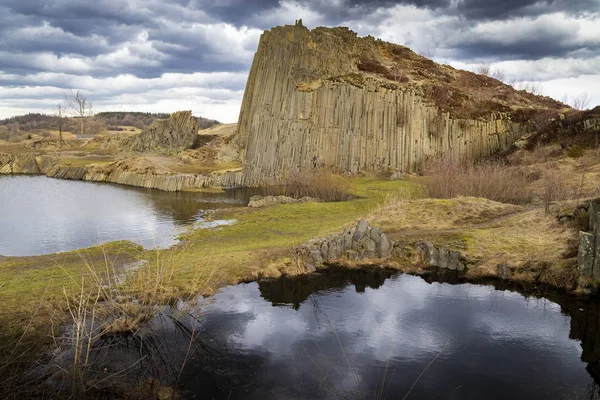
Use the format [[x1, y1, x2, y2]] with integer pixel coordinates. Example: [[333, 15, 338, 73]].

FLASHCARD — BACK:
[[130, 111, 200, 153], [295, 220, 395, 267], [417, 241, 465, 271], [320, 241, 329, 259], [578, 231, 595, 278], [497, 264, 510, 280], [364, 238, 377, 252], [353, 220, 369, 241], [589, 203, 600, 233], [594, 231, 600, 281], [389, 171, 403, 180], [377, 234, 392, 258]]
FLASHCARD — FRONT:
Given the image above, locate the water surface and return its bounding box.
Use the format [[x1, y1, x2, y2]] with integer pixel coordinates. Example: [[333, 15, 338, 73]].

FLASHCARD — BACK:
[[91, 269, 600, 399], [0, 175, 254, 256]]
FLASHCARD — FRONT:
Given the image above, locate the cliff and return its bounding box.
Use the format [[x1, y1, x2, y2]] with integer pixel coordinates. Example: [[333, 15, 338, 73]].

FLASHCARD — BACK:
[[236, 22, 565, 185]]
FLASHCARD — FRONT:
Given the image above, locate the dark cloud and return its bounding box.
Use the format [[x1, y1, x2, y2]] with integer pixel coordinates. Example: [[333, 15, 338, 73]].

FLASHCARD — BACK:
[[0, 0, 598, 118], [456, 0, 600, 20]]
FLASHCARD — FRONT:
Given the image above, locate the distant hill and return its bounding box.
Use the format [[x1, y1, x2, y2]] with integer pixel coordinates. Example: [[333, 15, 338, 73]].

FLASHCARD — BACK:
[[0, 111, 221, 142]]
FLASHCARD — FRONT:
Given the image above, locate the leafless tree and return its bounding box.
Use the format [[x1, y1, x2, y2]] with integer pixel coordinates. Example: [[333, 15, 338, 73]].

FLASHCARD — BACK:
[[514, 81, 543, 96], [475, 64, 505, 82], [571, 92, 591, 111], [55, 104, 64, 140], [65, 90, 93, 136]]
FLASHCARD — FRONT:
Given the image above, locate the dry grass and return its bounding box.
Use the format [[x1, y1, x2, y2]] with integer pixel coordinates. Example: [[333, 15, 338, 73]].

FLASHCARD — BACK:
[[423, 156, 532, 204], [266, 169, 353, 202], [507, 144, 564, 166], [461, 209, 578, 288], [368, 197, 522, 232]]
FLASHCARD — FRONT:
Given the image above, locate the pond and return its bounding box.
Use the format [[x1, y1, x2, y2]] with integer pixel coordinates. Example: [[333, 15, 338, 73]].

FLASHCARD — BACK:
[[89, 269, 600, 399], [0, 175, 255, 256]]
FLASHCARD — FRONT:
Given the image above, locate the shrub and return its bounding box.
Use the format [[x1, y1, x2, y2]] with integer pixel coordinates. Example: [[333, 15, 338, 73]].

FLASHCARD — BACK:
[[566, 145, 585, 158], [266, 169, 353, 202], [423, 156, 532, 204]]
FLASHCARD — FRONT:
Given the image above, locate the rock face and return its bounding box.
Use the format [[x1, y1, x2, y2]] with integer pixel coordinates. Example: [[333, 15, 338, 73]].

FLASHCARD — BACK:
[[130, 111, 199, 153], [417, 241, 466, 271], [235, 22, 559, 186], [578, 201, 600, 281]]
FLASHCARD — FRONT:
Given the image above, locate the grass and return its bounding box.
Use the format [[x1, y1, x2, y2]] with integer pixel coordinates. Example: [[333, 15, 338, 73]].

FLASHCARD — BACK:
[[59, 157, 115, 167], [155, 175, 422, 286], [0, 241, 143, 398], [460, 209, 578, 287], [169, 160, 243, 174], [368, 197, 522, 232]]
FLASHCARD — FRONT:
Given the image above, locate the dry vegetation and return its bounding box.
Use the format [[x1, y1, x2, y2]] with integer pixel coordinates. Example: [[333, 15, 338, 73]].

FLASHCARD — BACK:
[[422, 156, 533, 204], [266, 169, 354, 202], [368, 197, 522, 232]]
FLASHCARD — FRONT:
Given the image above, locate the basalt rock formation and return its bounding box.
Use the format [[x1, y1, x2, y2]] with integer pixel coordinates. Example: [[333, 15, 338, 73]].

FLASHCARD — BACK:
[[235, 21, 565, 186], [0, 153, 241, 191], [130, 111, 199, 153], [297, 219, 467, 273], [578, 201, 600, 283]]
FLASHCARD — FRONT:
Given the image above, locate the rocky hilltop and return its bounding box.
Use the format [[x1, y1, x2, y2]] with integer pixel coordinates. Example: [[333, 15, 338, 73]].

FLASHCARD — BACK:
[[236, 21, 565, 185], [130, 110, 199, 153]]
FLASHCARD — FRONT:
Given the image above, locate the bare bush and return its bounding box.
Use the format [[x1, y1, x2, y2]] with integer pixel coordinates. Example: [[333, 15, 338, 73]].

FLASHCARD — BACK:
[[423, 156, 532, 204], [475, 64, 505, 82], [542, 170, 573, 213], [514, 81, 544, 96], [475, 64, 491, 76], [570, 92, 591, 111], [507, 144, 564, 166], [266, 169, 353, 202]]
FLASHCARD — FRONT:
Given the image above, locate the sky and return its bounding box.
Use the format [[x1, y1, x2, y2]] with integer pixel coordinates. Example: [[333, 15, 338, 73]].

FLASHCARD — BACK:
[[0, 0, 598, 123]]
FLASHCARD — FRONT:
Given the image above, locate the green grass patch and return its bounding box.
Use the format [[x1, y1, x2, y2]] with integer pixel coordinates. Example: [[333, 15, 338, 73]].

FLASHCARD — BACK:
[[148, 176, 423, 288], [59, 157, 114, 167]]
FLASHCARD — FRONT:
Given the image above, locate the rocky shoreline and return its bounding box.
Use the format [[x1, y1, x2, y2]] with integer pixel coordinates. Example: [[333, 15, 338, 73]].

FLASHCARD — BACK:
[[0, 152, 242, 191]]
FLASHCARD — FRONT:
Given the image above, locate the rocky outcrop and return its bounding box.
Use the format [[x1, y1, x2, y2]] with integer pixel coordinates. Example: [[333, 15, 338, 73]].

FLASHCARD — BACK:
[[416, 241, 466, 271], [296, 220, 470, 274], [247, 195, 319, 208], [234, 22, 556, 186], [0, 154, 55, 174], [130, 111, 199, 153], [578, 201, 600, 281], [0, 152, 243, 191], [297, 220, 394, 271]]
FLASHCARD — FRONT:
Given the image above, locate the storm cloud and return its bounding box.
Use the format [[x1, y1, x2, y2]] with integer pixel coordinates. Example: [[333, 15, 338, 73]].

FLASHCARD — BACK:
[[0, 0, 598, 122]]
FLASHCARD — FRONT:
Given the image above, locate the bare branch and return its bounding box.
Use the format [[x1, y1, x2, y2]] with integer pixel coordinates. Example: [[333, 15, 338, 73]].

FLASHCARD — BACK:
[[571, 92, 591, 111]]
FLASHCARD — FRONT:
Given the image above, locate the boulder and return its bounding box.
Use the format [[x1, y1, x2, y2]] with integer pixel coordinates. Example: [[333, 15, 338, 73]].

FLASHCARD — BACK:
[[130, 111, 199, 153], [578, 231, 595, 278], [417, 242, 465, 271]]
